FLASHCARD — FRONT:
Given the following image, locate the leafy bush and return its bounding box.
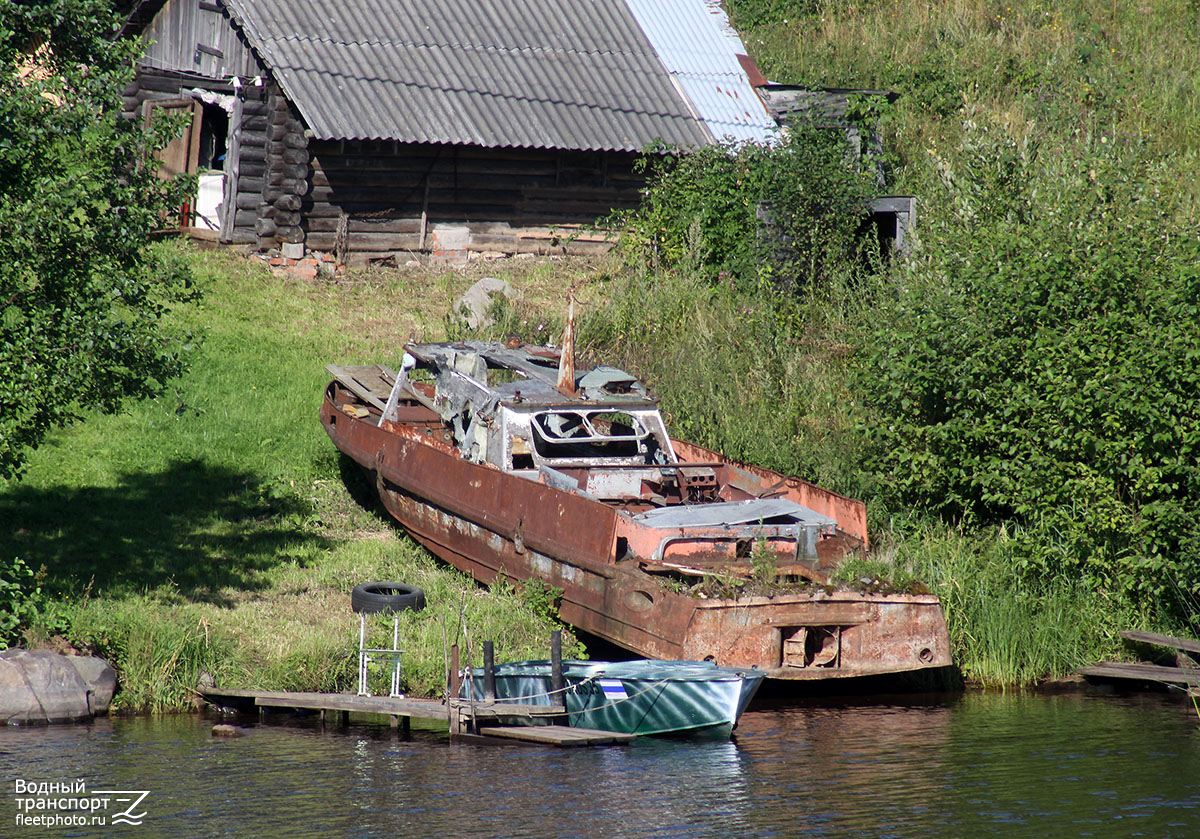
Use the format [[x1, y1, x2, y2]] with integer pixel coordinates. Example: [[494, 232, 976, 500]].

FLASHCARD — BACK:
[[0, 1, 197, 480], [0, 557, 52, 649], [611, 126, 879, 290], [856, 113, 1200, 618]]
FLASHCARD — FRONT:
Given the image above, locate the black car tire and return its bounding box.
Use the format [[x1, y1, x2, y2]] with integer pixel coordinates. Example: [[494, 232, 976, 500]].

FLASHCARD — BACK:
[[351, 582, 426, 614]]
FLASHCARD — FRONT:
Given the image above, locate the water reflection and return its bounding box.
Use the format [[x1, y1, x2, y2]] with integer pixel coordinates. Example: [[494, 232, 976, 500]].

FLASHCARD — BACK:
[[0, 692, 1197, 838]]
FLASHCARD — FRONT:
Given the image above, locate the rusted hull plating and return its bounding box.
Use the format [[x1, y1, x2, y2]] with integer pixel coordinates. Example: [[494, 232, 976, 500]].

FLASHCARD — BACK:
[[322, 383, 952, 680]]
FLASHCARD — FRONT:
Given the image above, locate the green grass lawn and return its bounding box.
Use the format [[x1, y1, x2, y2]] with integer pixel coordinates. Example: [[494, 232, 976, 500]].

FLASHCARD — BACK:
[[1, 243, 604, 711]]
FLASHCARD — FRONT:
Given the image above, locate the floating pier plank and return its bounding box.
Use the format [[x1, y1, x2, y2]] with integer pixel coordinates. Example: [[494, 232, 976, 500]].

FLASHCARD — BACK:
[[476, 725, 636, 746], [1119, 630, 1200, 657], [1078, 662, 1200, 687], [253, 690, 451, 720], [449, 698, 567, 720], [199, 688, 567, 728]]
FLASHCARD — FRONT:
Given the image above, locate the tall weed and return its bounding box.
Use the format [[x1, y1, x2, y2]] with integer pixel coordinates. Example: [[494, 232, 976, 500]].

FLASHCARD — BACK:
[[873, 522, 1122, 685], [578, 271, 863, 494]]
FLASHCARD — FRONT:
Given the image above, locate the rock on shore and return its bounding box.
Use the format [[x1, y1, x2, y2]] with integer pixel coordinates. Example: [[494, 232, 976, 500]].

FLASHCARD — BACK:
[[0, 649, 117, 724]]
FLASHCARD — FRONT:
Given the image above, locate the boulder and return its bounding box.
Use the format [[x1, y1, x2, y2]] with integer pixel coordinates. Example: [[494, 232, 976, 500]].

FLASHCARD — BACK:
[[0, 649, 117, 724], [454, 277, 517, 330], [65, 655, 117, 714], [211, 724, 249, 737]]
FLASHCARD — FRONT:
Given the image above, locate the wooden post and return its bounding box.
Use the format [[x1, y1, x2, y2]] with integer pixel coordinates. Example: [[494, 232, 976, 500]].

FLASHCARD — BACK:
[[551, 630, 566, 726], [550, 630, 564, 696], [450, 643, 461, 698], [483, 641, 496, 701], [219, 93, 243, 242]]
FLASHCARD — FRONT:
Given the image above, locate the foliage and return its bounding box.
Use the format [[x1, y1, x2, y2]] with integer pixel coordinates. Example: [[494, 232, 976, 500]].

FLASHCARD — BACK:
[[876, 521, 1121, 686], [0, 557, 56, 650], [611, 126, 879, 290], [517, 579, 564, 624], [855, 113, 1200, 619], [725, 0, 815, 32], [0, 0, 196, 480]]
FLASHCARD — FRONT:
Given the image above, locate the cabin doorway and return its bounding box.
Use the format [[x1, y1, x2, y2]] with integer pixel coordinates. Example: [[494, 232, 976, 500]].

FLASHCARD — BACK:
[[143, 96, 232, 237]]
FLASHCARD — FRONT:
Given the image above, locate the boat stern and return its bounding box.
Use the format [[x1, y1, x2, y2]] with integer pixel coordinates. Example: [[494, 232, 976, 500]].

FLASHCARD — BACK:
[[681, 591, 953, 680]]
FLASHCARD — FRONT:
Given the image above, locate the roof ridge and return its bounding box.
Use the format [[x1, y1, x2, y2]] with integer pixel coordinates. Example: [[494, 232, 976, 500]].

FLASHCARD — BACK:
[[261, 32, 654, 61]]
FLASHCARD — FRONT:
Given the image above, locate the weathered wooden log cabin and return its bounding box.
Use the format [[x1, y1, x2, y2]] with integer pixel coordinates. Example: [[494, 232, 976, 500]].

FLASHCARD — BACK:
[[120, 0, 777, 263]]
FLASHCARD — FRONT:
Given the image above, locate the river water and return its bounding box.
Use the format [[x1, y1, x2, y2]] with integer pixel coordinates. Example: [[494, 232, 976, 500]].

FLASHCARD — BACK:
[[2, 690, 1197, 838]]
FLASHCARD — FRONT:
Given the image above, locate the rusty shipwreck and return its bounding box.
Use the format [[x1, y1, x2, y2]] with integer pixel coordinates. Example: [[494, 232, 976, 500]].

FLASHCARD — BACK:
[[322, 339, 951, 681]]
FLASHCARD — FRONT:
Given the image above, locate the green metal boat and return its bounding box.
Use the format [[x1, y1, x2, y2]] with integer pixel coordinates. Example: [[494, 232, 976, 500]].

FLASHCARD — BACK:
[[463, 659, 765, 738]]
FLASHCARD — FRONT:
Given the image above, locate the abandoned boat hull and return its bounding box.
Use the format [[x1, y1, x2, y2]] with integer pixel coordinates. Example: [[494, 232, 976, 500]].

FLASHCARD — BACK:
[[463, 659, 765, 737], [321, 378, 952, 681]]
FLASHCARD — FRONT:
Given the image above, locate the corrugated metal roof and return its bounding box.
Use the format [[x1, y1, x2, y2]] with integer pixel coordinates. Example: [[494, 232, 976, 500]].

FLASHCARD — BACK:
[[623, 0, 777, 144], [221, 0, 714, 151]]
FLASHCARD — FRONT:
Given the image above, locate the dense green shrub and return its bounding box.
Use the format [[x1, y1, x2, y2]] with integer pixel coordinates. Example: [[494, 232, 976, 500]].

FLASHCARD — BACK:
[[856, 114, 1200, 618], [0, 557, 53, 650], [612, 126, 879, 290], [0, 1, 196, 480]]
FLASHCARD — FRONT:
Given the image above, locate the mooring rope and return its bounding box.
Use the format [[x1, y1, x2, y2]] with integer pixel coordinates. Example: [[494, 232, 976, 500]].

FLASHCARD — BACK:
[[525, 677, 672, 718], [468, 672, 600, 705], [461, 673, 599, 703]]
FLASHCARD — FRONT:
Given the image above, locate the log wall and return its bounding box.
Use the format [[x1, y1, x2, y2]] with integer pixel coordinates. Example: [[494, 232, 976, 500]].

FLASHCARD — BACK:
[[304, 142, 643, 260], [255, 86, 309, 249]]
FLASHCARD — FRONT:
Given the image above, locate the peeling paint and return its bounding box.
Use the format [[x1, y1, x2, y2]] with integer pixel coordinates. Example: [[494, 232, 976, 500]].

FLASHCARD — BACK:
[[323, 345, 952, 680]]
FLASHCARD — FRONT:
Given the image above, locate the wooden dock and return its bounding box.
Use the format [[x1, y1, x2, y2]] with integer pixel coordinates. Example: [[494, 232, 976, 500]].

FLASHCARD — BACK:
[[475, 725, 636, 747], [1119, 629, 1200, 658], [1078, 662, 1200, 688], [1079, 629, 1200, 689], [197, 687, 627, 747]]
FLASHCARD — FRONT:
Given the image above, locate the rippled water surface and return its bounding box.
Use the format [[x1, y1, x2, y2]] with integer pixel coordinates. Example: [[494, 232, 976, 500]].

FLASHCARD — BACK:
[[2, 691, 1198, 838]]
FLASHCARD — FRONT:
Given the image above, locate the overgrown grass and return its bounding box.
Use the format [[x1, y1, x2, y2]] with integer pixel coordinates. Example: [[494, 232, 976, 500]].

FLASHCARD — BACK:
[[855, 523, 1128, 686], [731, 0, 1200, 201], [2, 244, 596, 711]]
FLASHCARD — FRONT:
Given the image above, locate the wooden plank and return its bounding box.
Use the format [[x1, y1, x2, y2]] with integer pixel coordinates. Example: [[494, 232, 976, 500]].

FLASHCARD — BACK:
[[306, 232, 422, 252], [219, 93, 242, 242], [325, 364, 396, 409], [1079, 663, 1200, 687], [201, 687, 262, 699], [253, 691, 451, 720], [447, 699, 566, 719], [1120, 630, 1200, 656], [306, 215, 423, 234], [476, 725, 634, 746], [201, 687, 451, 720]]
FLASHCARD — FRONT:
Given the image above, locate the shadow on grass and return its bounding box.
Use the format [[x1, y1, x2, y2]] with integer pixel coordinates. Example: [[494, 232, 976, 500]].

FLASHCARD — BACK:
[[0, 458, 331, 605], [337, 453, 389, 520]]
